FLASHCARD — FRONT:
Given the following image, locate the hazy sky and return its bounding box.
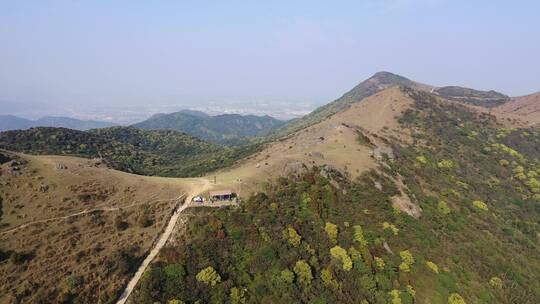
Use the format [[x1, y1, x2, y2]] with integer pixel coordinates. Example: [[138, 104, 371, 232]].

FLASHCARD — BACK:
[[1, 0, 539, 114]]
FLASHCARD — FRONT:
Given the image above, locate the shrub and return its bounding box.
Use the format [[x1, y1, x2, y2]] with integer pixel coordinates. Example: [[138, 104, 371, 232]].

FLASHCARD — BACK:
[[374, 257, 385, 270], [472, 200, 488, 211], [282, 227, 301, 247], [164, 264, 186, 280], [293, 260, 313, 287], [325, 222, 338, 244], [330, 246, 352, 271], [114, 215, 129, 231], [64, 275, 83, 290], [437, 160, 454, 169], [399, 250, 414, 273], [137, 211, 153, 228], [389, 289, 402, 304], [399, 263, 411, 273], [168, 300, 185, 304], [230, 287, 246, 304], [437, 201, 451, 215], [353, 225, 368, 246], [448, 293, 466, 304], [489, 276, 503, 289], [383, 222, 399, 236], [195, 266, 221, 286], [426, 261, 439, 274], [320, 268, 339, 290], [415, 155, 428, 165], [406, 285, 416, 298], [280, 269, 294, 284]]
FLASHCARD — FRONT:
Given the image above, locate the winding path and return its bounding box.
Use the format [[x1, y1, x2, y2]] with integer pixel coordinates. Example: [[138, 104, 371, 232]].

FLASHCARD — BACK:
[[116, 179, 213, 304], [0, 198, 179, 236]]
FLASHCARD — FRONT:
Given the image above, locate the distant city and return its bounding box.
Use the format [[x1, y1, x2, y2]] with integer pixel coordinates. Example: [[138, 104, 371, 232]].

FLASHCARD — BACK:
[[1, 100, 318, 124]]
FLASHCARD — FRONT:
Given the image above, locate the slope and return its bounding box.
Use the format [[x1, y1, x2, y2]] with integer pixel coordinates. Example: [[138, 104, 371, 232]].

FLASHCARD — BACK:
[[131, 87, 540, 304], [433, 86, 510, 107], [0, 126, 256, 177], [494, 92, 540, 125], [133, 111, 285, 145], [214, 86, 415, 198], [270, 71, 432, 138], [0, 152, 190, 303]]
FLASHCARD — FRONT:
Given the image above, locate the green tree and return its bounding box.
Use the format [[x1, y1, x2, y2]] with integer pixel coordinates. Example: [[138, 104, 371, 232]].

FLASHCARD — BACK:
[[353, 225, 368, 246], [448, 293, 466, 304], [330, 246, 353, 271], [293, 260, 313, 288], [399, 250, 414, 273], [437, 201, 451, 215], [489, 277, 503, 289], [196, 266, 221, 286], [320, 268, 339, 290], [280, 269, 295, 284], [472, 200, 488, 211], [325, 222, 338, 244], [230, 287, 246, 304], [426, 261, 439, 274], [282, 227, 302, 247]]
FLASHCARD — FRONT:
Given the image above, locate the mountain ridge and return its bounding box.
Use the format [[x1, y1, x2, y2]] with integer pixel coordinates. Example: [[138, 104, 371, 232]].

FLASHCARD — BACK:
[[270, 71, 513, 138], [133, 111, 285, 145], [0, 115, 115, 131]]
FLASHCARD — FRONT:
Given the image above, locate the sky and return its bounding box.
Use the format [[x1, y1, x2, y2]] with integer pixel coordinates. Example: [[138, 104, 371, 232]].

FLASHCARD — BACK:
[[1, 0, 539, 120]]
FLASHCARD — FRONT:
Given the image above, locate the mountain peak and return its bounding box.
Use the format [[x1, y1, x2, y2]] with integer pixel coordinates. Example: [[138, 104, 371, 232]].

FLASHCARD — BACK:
[[371, 71, 408, 79]]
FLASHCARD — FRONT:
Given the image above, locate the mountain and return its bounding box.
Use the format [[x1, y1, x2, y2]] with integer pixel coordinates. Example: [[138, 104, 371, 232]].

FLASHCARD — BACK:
[[0, 115, 33, 131], [133, 111, 285, 145], [272, 72, 515, 139], [0, 115, 115, 131], [433, 86, 510, 107], [270, 71, 432, 138], [0, 126, 257, 177], [2, 74, 540, 304], [130, 85, 540, 304], [495, 92, 540, 125]]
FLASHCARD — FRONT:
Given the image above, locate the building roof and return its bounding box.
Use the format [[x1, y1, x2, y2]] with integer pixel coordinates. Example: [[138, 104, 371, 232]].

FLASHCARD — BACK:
[[209, 189, 234, 196]]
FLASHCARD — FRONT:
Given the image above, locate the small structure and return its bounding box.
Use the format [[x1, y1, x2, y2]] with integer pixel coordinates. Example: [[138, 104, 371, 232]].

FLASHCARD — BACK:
[[192, 196, 204, 203], [209, 190, 236, 202]]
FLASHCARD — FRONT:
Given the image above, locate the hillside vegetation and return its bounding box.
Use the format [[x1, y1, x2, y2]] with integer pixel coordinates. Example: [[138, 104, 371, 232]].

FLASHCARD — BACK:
[[0, 153, 188, 304], [434, 86, 510, 107], [270, 72, 429, 138], [133, 110, 284, 145], [131, 87, 540, 304], [0, 127, 259, 177]]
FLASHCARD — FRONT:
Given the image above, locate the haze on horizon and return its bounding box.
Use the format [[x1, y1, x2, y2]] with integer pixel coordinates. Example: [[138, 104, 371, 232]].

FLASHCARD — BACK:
[[1, 0, 539, 120]]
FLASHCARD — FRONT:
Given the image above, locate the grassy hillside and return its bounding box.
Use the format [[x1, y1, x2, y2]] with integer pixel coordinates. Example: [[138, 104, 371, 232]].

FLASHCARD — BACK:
[[0, 127, 258, 177], [130, 88, 540, 304], [270, 72, 426, 138], [0, 153, 188, 304], [133, 111, 284, 145], [434, 86, 510, 107]]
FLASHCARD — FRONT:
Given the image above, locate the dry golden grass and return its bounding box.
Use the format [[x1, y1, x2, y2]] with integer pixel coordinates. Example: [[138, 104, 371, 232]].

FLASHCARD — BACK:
[[212, 86, 415, 196], [494, 92, 540, 126], [0, 153, 190, 303]]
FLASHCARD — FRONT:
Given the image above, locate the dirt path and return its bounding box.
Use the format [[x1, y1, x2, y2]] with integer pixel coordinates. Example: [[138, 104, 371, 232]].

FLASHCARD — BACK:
[[116, 178, 213, 304], [0, 198, 181, 236]]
